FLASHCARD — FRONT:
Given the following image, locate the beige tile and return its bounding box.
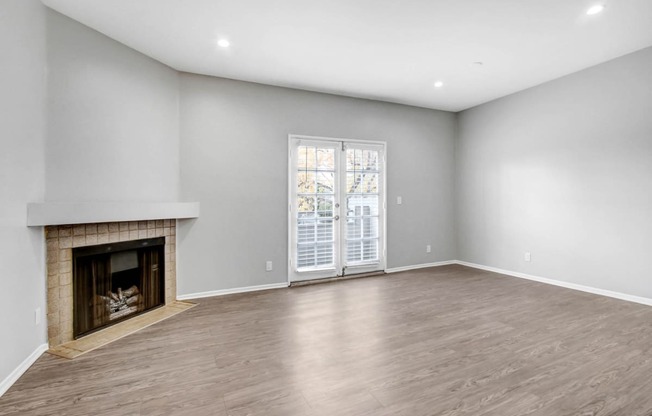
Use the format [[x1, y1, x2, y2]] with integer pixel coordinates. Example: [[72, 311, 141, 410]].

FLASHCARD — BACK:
[[119, 231, 130, 241], [58, 225, 72, 237], [164, 227, 171, 236], [97, 233, 109, 244], [48, 324, 60, 339], [86, 234, 98, 245], [147, 220, 155, 229], [73, 225, 86, 236], [119, 222, 129, 231], [97, 223, 109, 234], [73, 235, 86, 247], [147, 229, 156, 238], [47, 296, 59, 314], [59, 260, 71, 274], [47, 311, 57, 323], [139, 230, 148, 239], [59, 284, 72, 299], [108, 222, 120, 233], [163, 219, 171, 227], [59, 296, 72, 312], [155, 220, 164, 228], [59, 272, 72, 286], [45, 226, 58, 239], [129, 230, 139, 240], [47, 251, 59, 265], [85, 224, 97, 235], [170, 227, 176, 236], [109, 232, 120, 243], [47, 237, 59, 249], [59, 248, 71, 261], [59, 236, 72, 249], [48, 273, 59, 288]]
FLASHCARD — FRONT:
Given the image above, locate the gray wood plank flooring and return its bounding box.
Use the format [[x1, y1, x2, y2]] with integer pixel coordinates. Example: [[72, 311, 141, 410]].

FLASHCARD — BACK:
[[2, 265, 652, 415]]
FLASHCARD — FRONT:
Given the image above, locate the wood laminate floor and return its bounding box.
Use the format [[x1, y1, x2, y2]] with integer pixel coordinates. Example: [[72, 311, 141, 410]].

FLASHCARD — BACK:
[[3, 265, 652, 415]]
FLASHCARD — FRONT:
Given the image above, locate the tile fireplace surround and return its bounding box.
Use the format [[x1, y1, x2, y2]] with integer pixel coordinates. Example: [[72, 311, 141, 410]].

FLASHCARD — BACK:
[[45, 220, 176, 347]]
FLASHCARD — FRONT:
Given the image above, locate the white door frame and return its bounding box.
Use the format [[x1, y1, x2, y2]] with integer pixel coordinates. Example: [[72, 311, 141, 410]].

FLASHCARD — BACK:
[[287, 134, 387, 284]]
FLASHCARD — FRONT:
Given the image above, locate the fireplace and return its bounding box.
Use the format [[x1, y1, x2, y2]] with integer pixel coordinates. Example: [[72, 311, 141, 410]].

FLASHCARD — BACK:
[[45, 220, 177, 347], [73, 237, 165, 338]]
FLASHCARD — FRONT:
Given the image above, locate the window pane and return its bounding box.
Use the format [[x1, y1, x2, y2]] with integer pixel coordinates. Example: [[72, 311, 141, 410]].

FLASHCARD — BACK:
[[346, 195, 378, 217], [297, 146, 316, 170], [316, 171, 334, 194], [346, 217, 378, 239], [297, 172, 315, 193], [316, 148, 335, 170], [316, 219, 333, 242], [346, 240, 378, 263], [297, 219, 315, 243], [316, 196, 333, 217], [347, 148, 379, 171], [297, 196, 314, 213], [347, 173, 378, 193]]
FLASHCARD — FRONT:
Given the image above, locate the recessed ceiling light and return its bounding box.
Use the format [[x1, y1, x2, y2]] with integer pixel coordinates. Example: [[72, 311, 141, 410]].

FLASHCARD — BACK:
[[586, 4, 605, 15], [217, 39, 230, 48], [434, 81, 444, 88]]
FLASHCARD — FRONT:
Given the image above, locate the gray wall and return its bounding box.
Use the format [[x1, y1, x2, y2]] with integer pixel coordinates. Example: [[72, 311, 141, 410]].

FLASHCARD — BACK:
[[178, 75, 457, 295], [456, 46, 652, 298], [0, 0, 47, 388], [46, 9, 180, 202]]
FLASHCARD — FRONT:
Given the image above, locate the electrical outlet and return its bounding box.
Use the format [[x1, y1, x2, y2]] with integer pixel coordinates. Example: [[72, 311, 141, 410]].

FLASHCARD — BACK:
[[426, 245, 431, 253], [524, 252, 531, 262], [35, 307, 41, 326], [396, 196, 402, 205], [266, 261, 273, 271]]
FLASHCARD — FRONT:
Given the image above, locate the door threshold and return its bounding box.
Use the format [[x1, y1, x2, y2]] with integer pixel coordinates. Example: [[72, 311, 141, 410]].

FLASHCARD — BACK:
[[290, 271, 386, 287]]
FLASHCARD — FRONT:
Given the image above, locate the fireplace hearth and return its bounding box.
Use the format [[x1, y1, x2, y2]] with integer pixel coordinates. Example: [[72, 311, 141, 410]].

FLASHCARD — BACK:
[[73, 237, 165, 338]]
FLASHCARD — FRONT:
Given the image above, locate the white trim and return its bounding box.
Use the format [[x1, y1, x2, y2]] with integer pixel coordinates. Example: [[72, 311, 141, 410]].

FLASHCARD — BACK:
[[455, 261, 652, 307], [177, 282, 289, 301], [0, 343, 48, 397], [385, 260, 456, 273]]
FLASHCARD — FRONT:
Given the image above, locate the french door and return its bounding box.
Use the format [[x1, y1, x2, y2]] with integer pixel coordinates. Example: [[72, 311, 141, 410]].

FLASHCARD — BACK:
[[288, 135, 386, 283]]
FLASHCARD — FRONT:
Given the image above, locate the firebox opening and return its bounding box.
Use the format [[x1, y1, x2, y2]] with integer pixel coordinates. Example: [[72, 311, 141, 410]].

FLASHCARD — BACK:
[[73, 237, 165, 339]]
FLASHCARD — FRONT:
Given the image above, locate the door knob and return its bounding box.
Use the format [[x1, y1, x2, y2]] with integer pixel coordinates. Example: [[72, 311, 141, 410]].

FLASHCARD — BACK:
[[334, 215, 340, 220]]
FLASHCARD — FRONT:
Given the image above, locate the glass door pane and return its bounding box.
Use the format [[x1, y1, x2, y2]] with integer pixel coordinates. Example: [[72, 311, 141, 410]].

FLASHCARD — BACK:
[[344, 147, 381, 266], [294, 142, 338, 273]]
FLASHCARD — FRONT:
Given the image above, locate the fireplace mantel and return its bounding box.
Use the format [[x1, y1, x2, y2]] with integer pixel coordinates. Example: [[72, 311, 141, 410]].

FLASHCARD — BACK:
[[26, 202, 199, 226]]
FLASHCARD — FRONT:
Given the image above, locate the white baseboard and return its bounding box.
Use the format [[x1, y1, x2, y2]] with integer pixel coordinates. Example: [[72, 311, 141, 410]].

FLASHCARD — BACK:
[[177, 282, 289, 301], [455, 260, 652, 307], [385, 260, 456, 274], [1, 343, 48, 397]]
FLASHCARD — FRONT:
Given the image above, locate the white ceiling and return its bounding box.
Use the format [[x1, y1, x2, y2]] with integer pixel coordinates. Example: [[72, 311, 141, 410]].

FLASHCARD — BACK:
[[41, 0, 652, 112]]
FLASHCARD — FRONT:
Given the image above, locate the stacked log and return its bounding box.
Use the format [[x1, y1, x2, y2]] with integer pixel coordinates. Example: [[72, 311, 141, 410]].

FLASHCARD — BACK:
[[92, 285, 143, 323]]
